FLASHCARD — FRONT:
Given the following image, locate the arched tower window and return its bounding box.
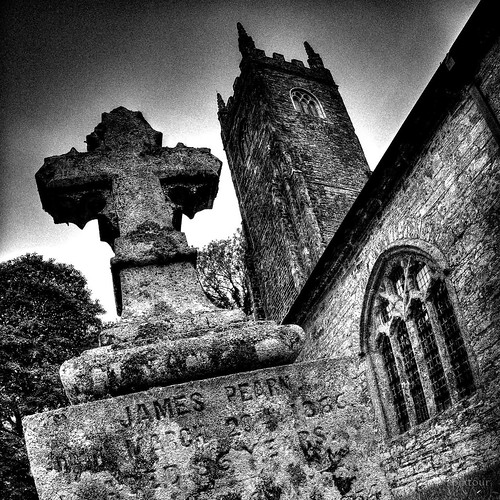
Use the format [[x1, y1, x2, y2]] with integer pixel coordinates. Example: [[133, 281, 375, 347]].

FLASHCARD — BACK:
[[290, 88, 325, 118], [364, 250, 475, 436]]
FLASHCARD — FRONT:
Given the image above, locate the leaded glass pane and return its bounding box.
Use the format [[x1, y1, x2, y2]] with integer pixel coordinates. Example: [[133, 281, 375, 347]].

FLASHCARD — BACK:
[[377, 297, 390, 325], [432, 280, 475, 398], [411, 299, 451, 412], [380, 334, 410, 433], [416, 264, 432, 292], [392, 318, 429, 423], [391, 264, 405, 297]]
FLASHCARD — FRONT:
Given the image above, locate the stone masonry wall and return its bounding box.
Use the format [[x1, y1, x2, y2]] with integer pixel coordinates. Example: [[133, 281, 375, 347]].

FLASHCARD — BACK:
[[224, 80, 303, 323], [265, 67, 370, 246], [297, 37, 500, 495]]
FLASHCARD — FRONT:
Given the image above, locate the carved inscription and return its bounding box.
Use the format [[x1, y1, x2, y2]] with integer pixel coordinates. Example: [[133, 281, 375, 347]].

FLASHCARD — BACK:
[[34, 361, 387, 499], [300, 392, 347, 418], [224, 375, 291, 402], [48, 375, 348, 484], [119, 391, 204, 427]]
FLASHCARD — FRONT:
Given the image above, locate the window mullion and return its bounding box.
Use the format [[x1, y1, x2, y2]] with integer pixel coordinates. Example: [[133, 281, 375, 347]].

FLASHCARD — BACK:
[[425, 299, 460, 404], [388, 323, 418, 428], [410, 299, 451, 412], [406, 316, 438, 416], [371, 343, 400, 437]]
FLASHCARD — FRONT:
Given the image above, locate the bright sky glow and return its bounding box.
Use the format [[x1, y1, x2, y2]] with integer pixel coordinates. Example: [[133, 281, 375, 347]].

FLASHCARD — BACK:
[[0, 0, 479, 320]]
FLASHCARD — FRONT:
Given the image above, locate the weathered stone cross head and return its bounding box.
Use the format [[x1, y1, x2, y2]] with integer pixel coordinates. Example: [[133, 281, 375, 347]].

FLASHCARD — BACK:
[[36, 107, 222, 319]]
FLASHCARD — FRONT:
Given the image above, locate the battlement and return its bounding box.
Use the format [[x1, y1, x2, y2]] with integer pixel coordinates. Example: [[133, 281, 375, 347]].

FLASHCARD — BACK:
[[218, 24, 334, 125]]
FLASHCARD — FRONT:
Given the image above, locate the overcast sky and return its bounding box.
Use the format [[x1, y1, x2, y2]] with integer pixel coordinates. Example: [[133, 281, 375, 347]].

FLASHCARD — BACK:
[[0, 0, 479, 319]]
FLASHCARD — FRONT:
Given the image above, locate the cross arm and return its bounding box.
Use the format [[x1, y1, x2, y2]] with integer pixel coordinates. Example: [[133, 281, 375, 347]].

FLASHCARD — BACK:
[[37, 143, 223, 226], [35, 147, 115, 233], [156, 144, 222, 218]]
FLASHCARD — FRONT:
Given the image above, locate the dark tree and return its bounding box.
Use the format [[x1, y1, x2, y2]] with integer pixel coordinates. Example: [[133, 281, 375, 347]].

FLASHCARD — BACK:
[[0, 254, 104, 500], [197, 229, 253, 316]]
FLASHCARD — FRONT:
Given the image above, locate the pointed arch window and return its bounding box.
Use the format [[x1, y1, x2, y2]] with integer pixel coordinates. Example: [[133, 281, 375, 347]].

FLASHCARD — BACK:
[[365, 250, 475, 436], [290, 88, 325, 118]]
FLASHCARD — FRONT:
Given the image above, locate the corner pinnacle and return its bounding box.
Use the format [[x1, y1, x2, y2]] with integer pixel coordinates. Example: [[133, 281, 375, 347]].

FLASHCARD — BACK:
[[304, 41, 316, 58], [237, 22, 256, 56], [216, 93, 226, 111], [304, 41, 324, 69], [237, 22, 246, 36]]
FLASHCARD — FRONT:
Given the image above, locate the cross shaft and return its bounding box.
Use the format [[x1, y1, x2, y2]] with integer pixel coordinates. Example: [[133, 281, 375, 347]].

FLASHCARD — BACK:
[[36, 107, 222, 318]]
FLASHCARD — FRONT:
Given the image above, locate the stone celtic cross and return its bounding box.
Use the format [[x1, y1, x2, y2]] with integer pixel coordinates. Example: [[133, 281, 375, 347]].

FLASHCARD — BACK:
[[36, 107, 221, 319]]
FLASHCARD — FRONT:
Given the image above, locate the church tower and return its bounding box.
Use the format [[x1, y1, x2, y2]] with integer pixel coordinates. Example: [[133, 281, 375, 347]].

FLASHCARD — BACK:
[[218, 24, 370, 322]]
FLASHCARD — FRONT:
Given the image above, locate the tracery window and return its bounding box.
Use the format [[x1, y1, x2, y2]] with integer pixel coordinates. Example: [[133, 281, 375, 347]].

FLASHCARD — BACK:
[[366, 251, 475, 436], [290, 88, 325, 118]]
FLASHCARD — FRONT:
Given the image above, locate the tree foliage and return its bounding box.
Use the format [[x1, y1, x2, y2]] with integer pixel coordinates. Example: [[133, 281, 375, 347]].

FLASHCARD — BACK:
[[197, 229, 253, 316], [0, 254, 104, 500]]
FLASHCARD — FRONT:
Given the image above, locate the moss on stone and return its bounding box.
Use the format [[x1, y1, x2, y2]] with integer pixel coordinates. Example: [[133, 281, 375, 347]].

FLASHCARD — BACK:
[[254, 476, 282, 500], [287, 462, 307, 487], [76, 479, 112, 500]]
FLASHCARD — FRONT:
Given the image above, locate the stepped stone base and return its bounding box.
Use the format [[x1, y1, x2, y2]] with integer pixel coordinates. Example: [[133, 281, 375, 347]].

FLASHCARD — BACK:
[[60, 320, 305, 404], [23, 358, 390, 500]]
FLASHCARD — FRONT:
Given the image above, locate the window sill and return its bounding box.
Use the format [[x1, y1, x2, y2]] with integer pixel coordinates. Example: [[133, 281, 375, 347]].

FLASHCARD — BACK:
[[386, 390, 480, 445]]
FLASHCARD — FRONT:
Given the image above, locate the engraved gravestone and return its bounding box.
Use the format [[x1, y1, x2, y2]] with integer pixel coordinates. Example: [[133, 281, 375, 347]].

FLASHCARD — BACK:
[[24, 108, 390, 500]]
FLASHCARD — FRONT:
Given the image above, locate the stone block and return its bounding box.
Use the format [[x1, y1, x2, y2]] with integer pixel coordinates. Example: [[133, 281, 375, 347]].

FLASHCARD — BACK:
[[24, 358, 389, 500]]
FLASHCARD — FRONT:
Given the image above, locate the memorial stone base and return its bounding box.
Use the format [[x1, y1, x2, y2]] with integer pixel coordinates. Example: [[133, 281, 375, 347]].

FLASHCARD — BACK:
[[24, 358, 390, 500]]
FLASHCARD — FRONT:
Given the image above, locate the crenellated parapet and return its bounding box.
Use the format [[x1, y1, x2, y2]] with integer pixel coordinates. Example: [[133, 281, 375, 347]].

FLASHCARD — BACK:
[[218, 24, 334, 132]]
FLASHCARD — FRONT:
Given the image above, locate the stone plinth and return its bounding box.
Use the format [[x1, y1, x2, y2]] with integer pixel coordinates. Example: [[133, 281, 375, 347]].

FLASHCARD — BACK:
[[24, 358, 390, 500], [61, 321, 305, 404]]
